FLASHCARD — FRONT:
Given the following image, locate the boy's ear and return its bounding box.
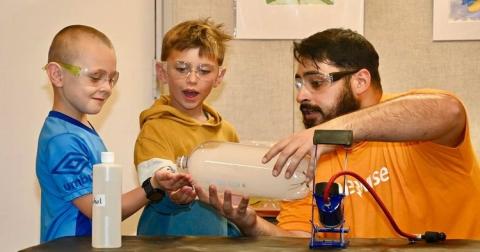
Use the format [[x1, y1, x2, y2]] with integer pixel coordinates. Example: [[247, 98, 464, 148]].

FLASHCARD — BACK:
[[351, 68, 371, 96], [46, 63, 64, 87], [213, 68, 226, 88], [155, 61, 168, 84]]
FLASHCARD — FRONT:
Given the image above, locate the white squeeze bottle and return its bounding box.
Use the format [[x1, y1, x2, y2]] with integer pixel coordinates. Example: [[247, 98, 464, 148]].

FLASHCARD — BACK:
[[177, 141, 310, 200], [92, 152, 122, 248]]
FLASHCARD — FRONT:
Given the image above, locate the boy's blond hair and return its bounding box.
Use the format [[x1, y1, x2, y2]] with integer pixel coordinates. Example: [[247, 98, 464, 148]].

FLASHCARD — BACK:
[[48, 25, 114, 64], [161, 18, 232, 66]]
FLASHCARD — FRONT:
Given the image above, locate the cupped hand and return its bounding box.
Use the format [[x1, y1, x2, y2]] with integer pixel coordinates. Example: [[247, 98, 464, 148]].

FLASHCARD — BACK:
[[195, 184, 257, 234], [152, 169, 193, 191], [168, 185, 197, 205]]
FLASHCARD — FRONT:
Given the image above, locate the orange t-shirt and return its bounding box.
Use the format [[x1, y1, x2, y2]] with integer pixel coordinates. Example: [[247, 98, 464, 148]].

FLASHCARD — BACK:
[[277, 90, 480, 239]]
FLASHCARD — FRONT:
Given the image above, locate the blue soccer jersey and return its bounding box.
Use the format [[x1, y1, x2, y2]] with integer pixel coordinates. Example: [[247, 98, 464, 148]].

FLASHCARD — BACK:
[[36, 111, 107, 242]]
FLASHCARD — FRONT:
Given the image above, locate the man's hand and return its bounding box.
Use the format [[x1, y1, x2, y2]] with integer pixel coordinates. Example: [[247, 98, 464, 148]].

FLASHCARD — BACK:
[[195, 184, 258, 235], [262, 92, 467, 181], [262, 127, 336, 180]]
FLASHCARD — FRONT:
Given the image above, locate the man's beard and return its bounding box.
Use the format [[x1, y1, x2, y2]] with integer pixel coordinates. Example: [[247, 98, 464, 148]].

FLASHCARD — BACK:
[[300, 84, 360, 129]]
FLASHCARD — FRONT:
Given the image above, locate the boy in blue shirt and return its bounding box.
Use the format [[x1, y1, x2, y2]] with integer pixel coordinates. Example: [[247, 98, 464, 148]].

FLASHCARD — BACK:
[[36, 25, 194, 243]]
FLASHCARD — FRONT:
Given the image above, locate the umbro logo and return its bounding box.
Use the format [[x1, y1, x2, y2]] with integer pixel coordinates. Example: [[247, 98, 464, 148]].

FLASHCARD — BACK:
[[52, 153, 91, 175]]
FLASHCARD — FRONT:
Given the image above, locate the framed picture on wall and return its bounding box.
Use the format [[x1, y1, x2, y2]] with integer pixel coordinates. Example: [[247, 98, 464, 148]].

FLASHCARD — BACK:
[[433, 0, 480, 40], [234, 0, 364, 39]]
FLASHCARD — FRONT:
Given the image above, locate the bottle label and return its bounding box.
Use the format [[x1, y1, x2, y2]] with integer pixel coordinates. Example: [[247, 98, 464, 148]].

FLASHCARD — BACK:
[[93, 194, 106, 207]]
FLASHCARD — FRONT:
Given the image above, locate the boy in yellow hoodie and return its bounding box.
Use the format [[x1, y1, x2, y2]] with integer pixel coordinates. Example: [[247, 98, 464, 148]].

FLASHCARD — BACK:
[[134, 18, 240, 236]]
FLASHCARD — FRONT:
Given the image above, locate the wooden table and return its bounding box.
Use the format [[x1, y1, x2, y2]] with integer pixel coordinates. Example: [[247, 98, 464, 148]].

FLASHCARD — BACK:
[[20, 235, 480, 251]]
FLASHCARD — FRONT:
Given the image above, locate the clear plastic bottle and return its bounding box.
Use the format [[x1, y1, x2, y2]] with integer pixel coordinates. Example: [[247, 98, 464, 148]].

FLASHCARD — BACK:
[[92, 152, 122, 248], [177, 141, 310, 200]]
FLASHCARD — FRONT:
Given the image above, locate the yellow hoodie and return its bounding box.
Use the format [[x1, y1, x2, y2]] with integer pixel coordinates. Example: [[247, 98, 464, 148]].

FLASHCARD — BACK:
[[134, 97, 241, 237], [134, 95, 239, 173]]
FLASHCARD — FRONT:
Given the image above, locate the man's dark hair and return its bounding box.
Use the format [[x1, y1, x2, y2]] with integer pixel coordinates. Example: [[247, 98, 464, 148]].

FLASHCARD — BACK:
[[294, 28, 381, 91]]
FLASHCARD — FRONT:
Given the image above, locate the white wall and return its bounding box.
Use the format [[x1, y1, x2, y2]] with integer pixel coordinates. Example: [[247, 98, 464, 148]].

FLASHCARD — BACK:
[[0, 1, 154, 250]]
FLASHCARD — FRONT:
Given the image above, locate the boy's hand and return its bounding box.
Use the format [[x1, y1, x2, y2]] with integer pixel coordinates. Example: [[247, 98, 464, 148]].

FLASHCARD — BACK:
[[151, 169, 193, 192], [168, 186, 197, 205], [195, 184, 258, 235], [151, 169, 196, 205]]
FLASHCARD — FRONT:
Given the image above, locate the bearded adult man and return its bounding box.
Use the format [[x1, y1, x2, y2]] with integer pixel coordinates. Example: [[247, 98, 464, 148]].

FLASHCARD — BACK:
[[196, 28, 480, 240]]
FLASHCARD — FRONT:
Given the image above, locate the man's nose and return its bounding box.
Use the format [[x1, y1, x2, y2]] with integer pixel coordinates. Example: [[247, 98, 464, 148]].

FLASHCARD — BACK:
[[296, 85, 310, 103]]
